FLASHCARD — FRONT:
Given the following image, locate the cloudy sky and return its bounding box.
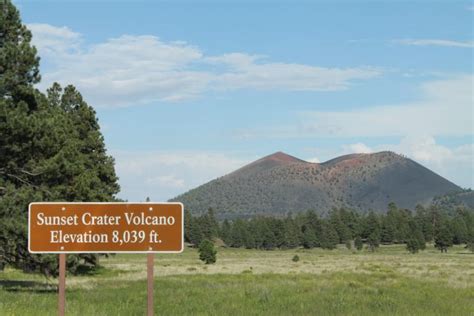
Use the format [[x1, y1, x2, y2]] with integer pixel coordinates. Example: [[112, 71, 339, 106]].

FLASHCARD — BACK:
[[18, 0, 473, 201]]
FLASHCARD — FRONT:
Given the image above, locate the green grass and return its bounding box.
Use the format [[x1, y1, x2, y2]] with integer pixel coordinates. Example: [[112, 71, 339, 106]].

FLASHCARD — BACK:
[[1, 245, 473, 315]]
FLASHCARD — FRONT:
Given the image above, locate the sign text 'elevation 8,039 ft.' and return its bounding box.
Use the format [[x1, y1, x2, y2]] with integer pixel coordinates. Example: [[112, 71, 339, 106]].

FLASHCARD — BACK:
[[28, 202, 183, 253]]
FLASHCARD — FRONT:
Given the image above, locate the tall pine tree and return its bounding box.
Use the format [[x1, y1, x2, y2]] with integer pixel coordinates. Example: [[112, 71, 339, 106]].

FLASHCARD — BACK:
[[0, 0, 39, 104], [435, 222, 453, 253], [0, 2, 120, 275]]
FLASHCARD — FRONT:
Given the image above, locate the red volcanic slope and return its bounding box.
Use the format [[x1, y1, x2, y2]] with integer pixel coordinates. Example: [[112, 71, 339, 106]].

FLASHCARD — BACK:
[[253, 151, 305, 164], [172, 151, 461, 217]]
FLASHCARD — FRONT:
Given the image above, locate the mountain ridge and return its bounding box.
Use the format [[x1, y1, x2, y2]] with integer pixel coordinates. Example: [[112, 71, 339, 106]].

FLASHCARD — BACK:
[[170, 151, 461, 218]]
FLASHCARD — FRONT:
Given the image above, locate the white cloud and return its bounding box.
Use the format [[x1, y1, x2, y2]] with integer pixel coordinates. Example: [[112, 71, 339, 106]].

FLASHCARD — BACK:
[[242, 74, 473, 187], [299, 75, 473, 188], [28, 23, 82, 55], [29, 23, 381, 107], [146, 175, 185, 188], [397, 136, 454, 166], [395, 137, 473, 183], [234, 75, 473, 140], [343, 137, 473, 188], [343, 143, 373, 154], [395, 39, 474, 48], [305, 136, 472, 188], [302, 75, 473, 137], [205, 53, 262, 68], [206, 53, 381, 92], [113, 150, 249, 201], [306, 157, 320, 163]]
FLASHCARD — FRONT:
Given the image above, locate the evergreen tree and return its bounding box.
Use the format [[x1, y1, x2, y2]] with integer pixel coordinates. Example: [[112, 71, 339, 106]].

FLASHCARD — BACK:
[[466, 230, 474, 253], [467, 241, 474, 253], [384, 203, 411, 243], [283, 216, 301, 248], [229, 219, 246, 248], [345, 240, 352, 250], [362, 211, 380, 239], [243, 219, 257, 249], [435, 223, 453, 253], [201, 208, 219, 240], [270, 218, 286, 248], [48, 85, 119, 268], [0, 3, 119, 276], [362, 211, 381, 253], [406, 238, 419, 254], [380, 215, 395, 243], [0, 0, 40, 104], [354, 236, 363, 251], [302, 225, 317, 249], [301, 210, 320, 248], [329, 209, 352, 243], [414, 205, 434, 242], [367, 231, 380, 252], [450, 212, 469, 244], [189, 217, 204, 247], [261, 221, 277, 250], [394, 209, 412, 243], [249, 218, 263, 249], [427, 206, 442, 241], [304, 210, 320, 228], [338, 208, 360, 239], [320, 221, 338, 250], [184, 209, 192, 243], [405, 218, 426, 253], [198, 239, 216, 264], [220, 219, 232, 245]]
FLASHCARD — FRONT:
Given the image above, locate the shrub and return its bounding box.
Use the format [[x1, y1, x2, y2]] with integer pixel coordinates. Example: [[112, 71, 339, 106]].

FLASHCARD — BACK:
[[406, 238, 420, 254], [435, 225, 453, 253], [345, 240, 352, 250], [367, 232, 380, 252], [466, 231, 474, 253], [467, 241, 474, 253], [199, 239, 217, 264], [354, 236, 363, 251], [292, 255, 300, 262]]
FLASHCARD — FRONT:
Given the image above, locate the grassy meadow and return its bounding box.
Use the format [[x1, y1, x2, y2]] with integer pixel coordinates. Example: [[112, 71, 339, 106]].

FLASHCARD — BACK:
[[1, 244, 473, 315]]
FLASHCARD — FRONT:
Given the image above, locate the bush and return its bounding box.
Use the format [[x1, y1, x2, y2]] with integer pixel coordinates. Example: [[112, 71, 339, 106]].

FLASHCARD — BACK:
[[354, 236, 363, 251], [466, 233, 474, 253], [367, 232, 380, 252], [467, 241, 474, 253], [435, 225, 453, 253], [292, 255, 300, 262], [406, 238, 420, 254], [199, 239, 217, 264], [345, 240, 352, 250]]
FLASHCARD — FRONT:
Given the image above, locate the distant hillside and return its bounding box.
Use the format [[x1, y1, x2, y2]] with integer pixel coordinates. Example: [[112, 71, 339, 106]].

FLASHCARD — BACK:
[[170, 151, 461, 218], [432, 189, 474, 212]]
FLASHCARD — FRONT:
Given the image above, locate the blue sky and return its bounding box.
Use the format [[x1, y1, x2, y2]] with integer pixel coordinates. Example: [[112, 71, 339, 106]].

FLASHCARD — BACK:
[[18, 0, 473, 201]]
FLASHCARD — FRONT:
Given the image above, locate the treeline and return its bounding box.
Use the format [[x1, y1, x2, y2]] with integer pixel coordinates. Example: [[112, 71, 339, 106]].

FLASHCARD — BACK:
[[184, 203, 474, 253]]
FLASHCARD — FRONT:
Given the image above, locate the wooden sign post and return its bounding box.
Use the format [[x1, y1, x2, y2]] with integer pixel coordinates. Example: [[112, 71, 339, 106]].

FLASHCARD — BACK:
[[28, 202, 184, 316], [58, 253, 66, 316], [147, 253, 154, 316]]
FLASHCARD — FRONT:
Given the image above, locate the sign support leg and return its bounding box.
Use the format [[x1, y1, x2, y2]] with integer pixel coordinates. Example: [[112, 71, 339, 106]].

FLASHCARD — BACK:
[[147, 253, 154, 316], [58, 253, 66, 316]]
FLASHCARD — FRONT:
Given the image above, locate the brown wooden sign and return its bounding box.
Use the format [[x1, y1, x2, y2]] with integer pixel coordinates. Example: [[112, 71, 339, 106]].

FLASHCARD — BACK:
[[28, 202, 183, 253]]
